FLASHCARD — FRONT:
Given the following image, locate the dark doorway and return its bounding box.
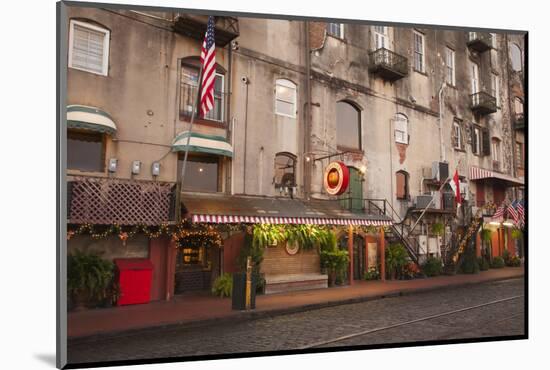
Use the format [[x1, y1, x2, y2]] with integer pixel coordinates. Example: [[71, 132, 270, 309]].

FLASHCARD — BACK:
[[338, 233, 366, 282]]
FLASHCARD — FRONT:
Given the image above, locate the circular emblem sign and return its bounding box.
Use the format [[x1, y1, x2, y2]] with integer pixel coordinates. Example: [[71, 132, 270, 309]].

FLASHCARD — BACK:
[[285, 241, 300, 256], [323, 161, 350, 195]]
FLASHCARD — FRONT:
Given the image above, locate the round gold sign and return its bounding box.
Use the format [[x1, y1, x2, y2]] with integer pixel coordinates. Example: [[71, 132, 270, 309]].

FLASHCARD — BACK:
[[285, 241, 300, 255]]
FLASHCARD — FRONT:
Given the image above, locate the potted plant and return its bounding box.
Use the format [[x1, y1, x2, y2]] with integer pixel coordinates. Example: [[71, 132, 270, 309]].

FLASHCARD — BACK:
[[430, 222, 445, 237], [385, 243, 408, 280], [67, 250, 116, 310]]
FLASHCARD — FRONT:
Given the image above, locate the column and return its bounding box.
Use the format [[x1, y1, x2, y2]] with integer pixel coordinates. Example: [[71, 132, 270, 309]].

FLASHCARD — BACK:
[[348, 225, 354, 286], [380, 227, 386, 282]]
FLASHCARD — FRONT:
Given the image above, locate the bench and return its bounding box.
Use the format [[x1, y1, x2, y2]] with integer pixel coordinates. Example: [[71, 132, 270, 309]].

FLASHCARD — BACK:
[[264, 273, 328, 295]]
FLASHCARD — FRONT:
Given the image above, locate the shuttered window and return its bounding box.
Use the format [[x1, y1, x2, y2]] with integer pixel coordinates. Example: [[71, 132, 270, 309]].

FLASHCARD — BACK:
[[396, 171, 408, 200], [69, 20, 110, 76]]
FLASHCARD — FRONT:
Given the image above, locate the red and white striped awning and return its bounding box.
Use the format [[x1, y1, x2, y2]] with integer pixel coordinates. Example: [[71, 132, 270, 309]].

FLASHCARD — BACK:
[[191, 214, 392, 226], [469, 166, 524, 186]]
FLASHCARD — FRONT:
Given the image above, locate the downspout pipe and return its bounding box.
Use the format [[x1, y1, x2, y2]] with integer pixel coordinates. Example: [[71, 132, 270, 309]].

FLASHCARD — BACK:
[[304, 21, 312, 200], [438, 83, 446, 163]]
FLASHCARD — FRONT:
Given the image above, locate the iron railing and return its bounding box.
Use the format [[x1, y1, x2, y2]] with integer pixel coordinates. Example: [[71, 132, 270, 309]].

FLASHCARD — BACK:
[[466, 32, 493, 52], [470, 91, 497, 115], [368, 48, 408, 80], [173, 15, 239, 47], [514, 112, 525, 129]]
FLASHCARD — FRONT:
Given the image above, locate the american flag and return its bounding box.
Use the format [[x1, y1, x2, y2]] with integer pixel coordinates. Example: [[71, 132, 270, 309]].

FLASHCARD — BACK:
[[200, 16, 216, 118], [516, 199, 525, 227], [492, 203, 505, 219], [507, 200, 519, 224]]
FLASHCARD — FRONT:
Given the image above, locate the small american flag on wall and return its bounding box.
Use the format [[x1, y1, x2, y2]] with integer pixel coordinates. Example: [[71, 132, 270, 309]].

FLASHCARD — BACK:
[[200, 16, 217, 118]]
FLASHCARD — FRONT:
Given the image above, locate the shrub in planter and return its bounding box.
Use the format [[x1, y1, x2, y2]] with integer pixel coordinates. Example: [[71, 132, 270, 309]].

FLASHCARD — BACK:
[[478, 257, 490, 271], [507, 256, 521, 267], [385, 243, 408, 280], [67, 250, 115, 309], [402, 262, 421, 280], [422, 256, 443, 277], [364, 266, 380, 281], [212, 273, 233, 298], [459, 248, 479, 274], [320, 248, 349, 286], [491, 256, 505, 269]]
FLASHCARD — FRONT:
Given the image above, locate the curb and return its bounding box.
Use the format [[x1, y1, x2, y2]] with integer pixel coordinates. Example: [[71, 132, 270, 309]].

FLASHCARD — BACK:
[[68, 273, 524, 345]]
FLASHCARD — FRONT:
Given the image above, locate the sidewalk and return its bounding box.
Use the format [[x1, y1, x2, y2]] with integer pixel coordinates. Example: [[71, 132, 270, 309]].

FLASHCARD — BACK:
[[68, 267, 524, 340]]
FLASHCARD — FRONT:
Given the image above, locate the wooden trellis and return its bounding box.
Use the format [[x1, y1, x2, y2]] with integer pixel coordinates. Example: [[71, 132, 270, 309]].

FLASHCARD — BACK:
[[68, 176, 175, 225]]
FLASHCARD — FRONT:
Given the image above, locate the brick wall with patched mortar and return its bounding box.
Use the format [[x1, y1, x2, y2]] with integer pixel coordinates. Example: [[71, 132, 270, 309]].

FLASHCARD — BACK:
[[260, 244, 321, 276]]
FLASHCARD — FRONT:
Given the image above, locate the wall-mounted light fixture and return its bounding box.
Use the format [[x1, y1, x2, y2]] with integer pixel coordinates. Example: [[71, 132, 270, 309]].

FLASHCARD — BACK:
[[132, 160, 141, 175]]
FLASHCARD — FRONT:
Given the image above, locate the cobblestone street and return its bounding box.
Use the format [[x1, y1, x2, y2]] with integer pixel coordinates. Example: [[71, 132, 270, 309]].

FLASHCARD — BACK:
[[68, 278, 525, 365]]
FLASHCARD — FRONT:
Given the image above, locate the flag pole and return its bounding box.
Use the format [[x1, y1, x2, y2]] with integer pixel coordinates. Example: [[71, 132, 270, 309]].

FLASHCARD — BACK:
[[179, 64, 203, 199]]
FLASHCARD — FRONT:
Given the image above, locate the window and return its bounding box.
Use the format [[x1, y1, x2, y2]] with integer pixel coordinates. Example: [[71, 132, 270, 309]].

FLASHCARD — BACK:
[[472, 126, 481, 155], [374, 26, 388, 49], [396, 171, 409, 200], [179, 63, 225, 122], [336, 101, 361, 150], [510, 44, 523, 72], [514, 97, 524, 114], [491, 73, 500, 106], [68, 20, 110, 76], [273, 152, 297, 188], [445, 48, 455, 86], [394, 113, 409, 144], [471, 62, 480, 94], [452, 120, 464, 150], [491, 138, 501, 163], [471, 126, 490, 156], [327, 23, 344, 39], [275, 79, 297, 118], [490, 33, 497, 48], [67, 130, 105, 172], [178, 154, 220, 192], [516, 142, 524, 168], [413, 31, 425, 72]]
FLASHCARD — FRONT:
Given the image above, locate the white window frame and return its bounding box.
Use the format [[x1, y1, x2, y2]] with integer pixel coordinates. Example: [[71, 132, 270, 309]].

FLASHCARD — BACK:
[[491, 138, 501, 163], [394, 113, 409, 144], [453, 121, 463, 150], [491, 73, 500, 107], [204, 73, 225, 122], [413, 31, 425, 73], [327, 23, 344, 39], [490, 33, 497, 48], [374, 26, 388, 50], [445, 47, 456, 86], [471, 62, 480, 95], [68, 20, 110, 76], [275, 79, 297, 118], [474, 127, 481, 155]]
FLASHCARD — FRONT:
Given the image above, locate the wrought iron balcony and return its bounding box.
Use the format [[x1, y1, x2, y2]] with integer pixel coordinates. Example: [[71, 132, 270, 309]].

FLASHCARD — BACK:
[[470, 91, 497, 115], [173, 15, 239, 47], [514, 112, 525, 130], [466, 32, 493, 52], [67, 176, 176, 225], [368, 48, 408, 81]]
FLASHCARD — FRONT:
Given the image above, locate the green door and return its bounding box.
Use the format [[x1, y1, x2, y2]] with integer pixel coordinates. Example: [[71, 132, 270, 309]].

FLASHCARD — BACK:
[[340, 167, 363, 213]]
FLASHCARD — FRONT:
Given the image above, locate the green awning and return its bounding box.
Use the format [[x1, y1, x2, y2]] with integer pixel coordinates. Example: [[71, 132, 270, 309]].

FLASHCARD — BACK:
[[172, 131, 233, 157], [67, 105, 117, 135]]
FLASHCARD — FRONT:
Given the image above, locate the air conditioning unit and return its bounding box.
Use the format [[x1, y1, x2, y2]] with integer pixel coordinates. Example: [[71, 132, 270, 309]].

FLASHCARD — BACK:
[[418, 235, 428, 255], [428, 237, 439, 254], [432, 161, 449, 182], [416, 195, 433, 209], [430, 191, 442, 209]]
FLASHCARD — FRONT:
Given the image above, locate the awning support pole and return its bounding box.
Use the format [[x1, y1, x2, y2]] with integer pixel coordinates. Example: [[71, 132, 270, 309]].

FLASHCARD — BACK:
[[380, 226, 386, 282], [348, 225, 354, 286]]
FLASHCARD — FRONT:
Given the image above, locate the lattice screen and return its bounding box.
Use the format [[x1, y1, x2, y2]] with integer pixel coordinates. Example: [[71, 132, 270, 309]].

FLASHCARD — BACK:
[[68, 176, 175, 225]]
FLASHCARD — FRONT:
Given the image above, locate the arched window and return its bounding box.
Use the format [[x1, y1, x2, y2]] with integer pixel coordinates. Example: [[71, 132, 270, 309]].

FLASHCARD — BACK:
[[68, 20, 110, 76], [273, 152, 296, 188], [336, 101, 361, 150], [396, 171, 409, 200], [394, 113, 409, 144], [510, 44, 523, 72], [275, 79, 297, 118]]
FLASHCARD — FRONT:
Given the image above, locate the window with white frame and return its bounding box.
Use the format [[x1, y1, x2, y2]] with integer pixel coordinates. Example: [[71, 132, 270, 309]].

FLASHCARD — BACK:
[[471, 62, 480, 95], [491, 138, 501, 163], [490, 33, 497, 48], [491, 73, 500, 106], [445, 47, 455, 86], [394, 113, 409, 144], [472, 126, 482, 155], [179, 63, 225, 122], [68, 20, 110, 76], [374, 26, 388, 49], [413, 31, 425, 72], [327, 23, 344, 39], [452, 120, 464, 150], [510, 44, 523, 72], [275, 79, 297, 118]]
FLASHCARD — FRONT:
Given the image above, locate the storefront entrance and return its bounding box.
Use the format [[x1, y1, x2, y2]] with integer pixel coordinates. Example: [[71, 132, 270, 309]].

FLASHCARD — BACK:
[[338, 234, 366, 281], [174, 242, 221, 294]]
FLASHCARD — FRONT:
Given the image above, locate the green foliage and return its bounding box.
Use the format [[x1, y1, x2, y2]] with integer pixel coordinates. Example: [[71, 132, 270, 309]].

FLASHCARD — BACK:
[[319, 230, 349, 286], [511, 229, 523, 240], [480, 229, 493, 243], [319, 229, 338, 252], [422, 256, 443, 277], [490, 256, 505, 269], [503, 250, 521, 267], [237, 232, 264, 275], [363, 266, 380, 281], [478, 257, 490, 271], [430, 222, 445, 236], [252, 224, 286, 249], [385, 243, 409, 279], [285, 224, 325, 250], [459, 246, 480, 274], [67, 250, 115, 305], [212, 273, 233, 298]]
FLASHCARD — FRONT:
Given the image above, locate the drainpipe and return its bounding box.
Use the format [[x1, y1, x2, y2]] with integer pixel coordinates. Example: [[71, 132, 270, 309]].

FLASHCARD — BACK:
[[438, 83, 446, 163], [242, 75, 250, 194], [304, 21, 312, 200]]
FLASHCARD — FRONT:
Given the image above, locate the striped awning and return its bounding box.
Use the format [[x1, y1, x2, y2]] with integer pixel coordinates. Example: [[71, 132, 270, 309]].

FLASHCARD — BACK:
[[191, 214, 392, 226], [182, 193, 393, 227], [469, 166, 524, 186], [67, 105, 117, 135], [172, 131, 233, 157]]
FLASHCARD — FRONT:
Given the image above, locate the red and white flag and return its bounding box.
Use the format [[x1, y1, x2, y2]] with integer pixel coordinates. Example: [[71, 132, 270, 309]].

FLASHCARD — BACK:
[[200, 16, 216, 118], [449, 169, 462, 205]]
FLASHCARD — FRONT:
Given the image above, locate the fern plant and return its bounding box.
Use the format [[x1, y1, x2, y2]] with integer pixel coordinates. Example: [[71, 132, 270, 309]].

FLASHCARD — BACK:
[[67, 250, 115, 307], [212, 273, 233, 298]]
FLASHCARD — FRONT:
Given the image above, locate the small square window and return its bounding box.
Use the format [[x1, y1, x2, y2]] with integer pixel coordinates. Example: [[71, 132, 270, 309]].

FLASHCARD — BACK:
[[68, 20, 110, 76], [327, 23, 344, 39], [67, 130, 105, 172]]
